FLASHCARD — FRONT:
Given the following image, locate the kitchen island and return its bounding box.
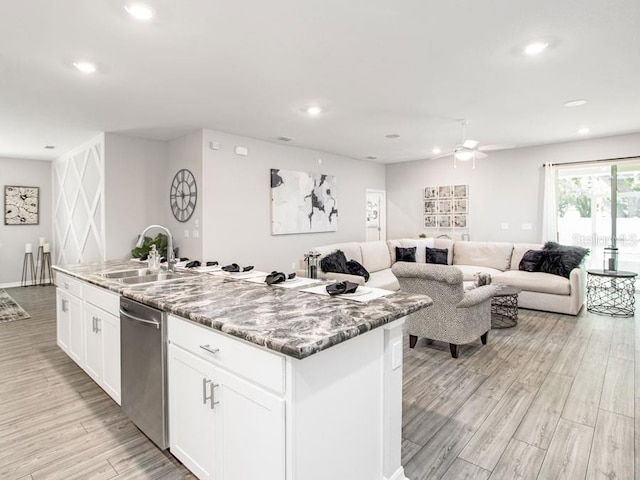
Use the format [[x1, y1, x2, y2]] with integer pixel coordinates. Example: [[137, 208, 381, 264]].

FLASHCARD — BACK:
[[53, 260, 432, 480]]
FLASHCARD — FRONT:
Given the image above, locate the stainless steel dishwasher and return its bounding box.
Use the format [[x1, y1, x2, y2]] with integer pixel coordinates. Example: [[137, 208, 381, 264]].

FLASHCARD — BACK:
[[120, 297, 168, 450]]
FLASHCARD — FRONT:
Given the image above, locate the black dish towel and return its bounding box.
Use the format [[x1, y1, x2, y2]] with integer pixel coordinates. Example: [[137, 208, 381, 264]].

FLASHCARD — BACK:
[[265, 271, 286, 285], [326, 281, 359, 296], [222, 263, 240, 272]]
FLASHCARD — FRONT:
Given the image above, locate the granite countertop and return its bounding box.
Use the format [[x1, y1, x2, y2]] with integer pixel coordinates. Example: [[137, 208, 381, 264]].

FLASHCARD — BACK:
[[53, 260, 432, 360]]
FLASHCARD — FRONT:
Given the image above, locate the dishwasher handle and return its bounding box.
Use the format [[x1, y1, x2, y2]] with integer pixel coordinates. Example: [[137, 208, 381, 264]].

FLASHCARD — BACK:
[[120, 308, 161, 329]]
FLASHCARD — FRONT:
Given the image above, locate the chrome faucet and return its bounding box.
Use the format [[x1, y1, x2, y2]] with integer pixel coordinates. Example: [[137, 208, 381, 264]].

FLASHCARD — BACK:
[[135, 225, 176, 272]]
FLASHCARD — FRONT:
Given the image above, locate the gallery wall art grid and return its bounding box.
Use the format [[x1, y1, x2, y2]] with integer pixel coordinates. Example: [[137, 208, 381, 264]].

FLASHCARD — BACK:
[[423, 184, 468, 229], [270, 169, 338, 235]]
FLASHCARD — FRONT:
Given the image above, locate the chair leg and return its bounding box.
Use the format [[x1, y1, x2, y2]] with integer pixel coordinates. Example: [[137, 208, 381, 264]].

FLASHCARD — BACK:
[[409, 335, 418, 348], [449, 343, 458, 358], [481, 331, 488, 345]]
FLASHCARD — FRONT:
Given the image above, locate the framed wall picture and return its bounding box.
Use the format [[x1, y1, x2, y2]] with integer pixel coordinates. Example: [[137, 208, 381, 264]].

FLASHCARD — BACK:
[[4, 186, 39, 225], [424, 215, 437, 228], [437, 215, 452, 228], [438, 185, 453, 198], [453, 214, 468, 228], [424, 200, 437, 214], [422, 184, 469, 231], [424, 186, 437, 199], [454, 184, 468, 198], [454, 198, 468, 214], [437, 199, 452, 214]]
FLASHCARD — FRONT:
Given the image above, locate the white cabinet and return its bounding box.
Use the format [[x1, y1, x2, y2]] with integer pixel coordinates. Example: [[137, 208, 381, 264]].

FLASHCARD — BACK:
[[83, 284, 121, 405], [168, 344, 216, 480], [167, 316, 285, 480], [56, 273, 83, 365]]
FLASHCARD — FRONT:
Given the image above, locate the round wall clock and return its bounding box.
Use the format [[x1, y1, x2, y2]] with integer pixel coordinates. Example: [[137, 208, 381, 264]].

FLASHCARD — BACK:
[[170, 169, 197, 222]]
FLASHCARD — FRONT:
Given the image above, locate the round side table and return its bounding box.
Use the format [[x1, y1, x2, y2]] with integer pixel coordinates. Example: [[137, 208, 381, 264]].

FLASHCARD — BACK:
[[586, 269, 637, 317], [491, 285, 522, 329]]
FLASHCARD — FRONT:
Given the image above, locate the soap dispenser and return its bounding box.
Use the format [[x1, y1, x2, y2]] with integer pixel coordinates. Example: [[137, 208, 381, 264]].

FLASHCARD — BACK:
[[147, 245, 161, 272]]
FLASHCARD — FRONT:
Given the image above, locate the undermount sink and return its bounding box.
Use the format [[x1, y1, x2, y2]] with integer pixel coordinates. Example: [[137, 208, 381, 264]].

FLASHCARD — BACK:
[[120, 272, 186, 284], [100, 268, 154, 279]]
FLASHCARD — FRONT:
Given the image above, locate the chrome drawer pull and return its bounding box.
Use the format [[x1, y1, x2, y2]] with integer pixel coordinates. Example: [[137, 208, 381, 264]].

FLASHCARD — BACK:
[[200, 344, 220, 356], [94, 317, 101, 333], [202, 378, 212, 404], [210, 383, 219, 409]]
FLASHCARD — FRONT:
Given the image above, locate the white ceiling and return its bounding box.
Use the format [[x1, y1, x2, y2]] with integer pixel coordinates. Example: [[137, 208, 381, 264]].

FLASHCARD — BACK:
[[1, 0, 639, 163]]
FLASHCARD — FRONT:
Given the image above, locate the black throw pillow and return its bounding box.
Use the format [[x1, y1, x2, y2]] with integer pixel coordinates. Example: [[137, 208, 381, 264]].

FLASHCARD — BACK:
[[396, 246, 417, 262], [320, 250, 350, 274], [519, 249, 544, 272], [539, 241, 589, 278], [346, 260, 370, 282], [426, 247, 448, 265]]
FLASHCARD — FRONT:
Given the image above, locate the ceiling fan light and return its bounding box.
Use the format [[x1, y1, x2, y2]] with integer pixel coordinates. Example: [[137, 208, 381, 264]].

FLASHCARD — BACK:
[[454, 150, 474, 161]]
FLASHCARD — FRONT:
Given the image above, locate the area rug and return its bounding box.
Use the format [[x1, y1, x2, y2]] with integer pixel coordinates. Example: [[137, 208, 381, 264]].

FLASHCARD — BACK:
[[0, 289, 31, 323]]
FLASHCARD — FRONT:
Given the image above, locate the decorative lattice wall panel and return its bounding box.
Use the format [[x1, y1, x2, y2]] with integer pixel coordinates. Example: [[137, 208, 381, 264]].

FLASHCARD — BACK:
[[53, 134, 105, 265]]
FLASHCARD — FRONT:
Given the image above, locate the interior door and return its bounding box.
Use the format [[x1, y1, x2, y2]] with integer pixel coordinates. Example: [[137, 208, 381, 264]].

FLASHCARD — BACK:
[[366, 189, 386, 241]]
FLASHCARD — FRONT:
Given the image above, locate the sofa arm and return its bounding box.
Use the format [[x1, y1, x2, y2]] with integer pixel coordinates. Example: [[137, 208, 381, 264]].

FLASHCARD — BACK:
[[457, 285, 497, 308], [324, 272, 366, 286]]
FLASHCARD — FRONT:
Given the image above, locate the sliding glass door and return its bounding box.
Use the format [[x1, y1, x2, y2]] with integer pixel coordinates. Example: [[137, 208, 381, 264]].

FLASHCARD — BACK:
[[556, 161, 640, 275]]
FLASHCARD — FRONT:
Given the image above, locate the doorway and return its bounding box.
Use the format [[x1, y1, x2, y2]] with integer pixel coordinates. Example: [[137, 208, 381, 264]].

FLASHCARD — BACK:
[[366, 189, 386, 242]]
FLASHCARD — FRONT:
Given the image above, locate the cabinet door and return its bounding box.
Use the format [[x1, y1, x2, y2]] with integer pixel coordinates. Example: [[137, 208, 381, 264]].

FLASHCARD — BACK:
[[56, 289, 70, 353], [83, 303, 103, 384], [215, 369, 285, 480], [101, 309, 121, 405], [168, 344, 216, 480], [67, 294, 84, 366]]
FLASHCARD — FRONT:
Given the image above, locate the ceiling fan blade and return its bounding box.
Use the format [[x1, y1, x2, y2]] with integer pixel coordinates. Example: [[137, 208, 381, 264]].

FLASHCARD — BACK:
[[474, 151, 488, 159], [478, 144, 516, 152], [430, 151, 454, 160], [462, 139, 479, 149]]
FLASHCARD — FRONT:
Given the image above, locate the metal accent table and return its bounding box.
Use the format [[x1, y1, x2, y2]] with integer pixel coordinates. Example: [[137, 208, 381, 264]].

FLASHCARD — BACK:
[[491, 285, 522, 329], [586, 269, 637, 317]]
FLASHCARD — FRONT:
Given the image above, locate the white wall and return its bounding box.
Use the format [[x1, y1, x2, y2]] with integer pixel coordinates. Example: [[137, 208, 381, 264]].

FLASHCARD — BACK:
[[167, 130, 203, 261], [104, 133, 169, 259], [386, 132, 640, 243], [201, 128, 386, 272], [0, 157, 52, 286]]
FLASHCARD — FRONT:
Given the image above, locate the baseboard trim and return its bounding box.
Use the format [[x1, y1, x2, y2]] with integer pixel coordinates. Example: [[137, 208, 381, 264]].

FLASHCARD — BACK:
[[0, 281, 23, 289], [385, 466, 409, 480]]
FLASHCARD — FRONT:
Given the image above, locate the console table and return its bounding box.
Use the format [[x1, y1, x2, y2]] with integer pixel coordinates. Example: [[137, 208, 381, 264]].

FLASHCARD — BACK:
[[586, 269, 637, 317]]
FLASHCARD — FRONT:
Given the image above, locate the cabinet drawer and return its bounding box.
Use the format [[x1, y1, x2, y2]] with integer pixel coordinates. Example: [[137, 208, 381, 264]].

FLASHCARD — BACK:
[[56, 272, 83, 298], [83, 283, 119, 316], [168, 315, 285, 394]]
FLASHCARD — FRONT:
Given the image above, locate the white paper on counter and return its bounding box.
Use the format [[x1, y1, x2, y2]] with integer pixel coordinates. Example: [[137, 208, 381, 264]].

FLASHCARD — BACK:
[[243, 275, 322, 288], [300, 284, 395, 303]]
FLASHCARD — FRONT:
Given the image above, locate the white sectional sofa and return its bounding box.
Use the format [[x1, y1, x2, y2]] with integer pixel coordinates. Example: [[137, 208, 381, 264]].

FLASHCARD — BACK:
[[310, 238, 585, 315]]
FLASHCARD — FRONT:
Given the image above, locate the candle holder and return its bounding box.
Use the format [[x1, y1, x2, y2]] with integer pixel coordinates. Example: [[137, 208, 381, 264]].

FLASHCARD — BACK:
[[603, 246, 618, 272], [304, 251, 321, 279], [21, 252, 36, 287]]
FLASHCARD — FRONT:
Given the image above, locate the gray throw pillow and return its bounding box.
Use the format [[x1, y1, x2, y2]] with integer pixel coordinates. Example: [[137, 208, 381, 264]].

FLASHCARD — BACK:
[[426, 247, 448, 265]]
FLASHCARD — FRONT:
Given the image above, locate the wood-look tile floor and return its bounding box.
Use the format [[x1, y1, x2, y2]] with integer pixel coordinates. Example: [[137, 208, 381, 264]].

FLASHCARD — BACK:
[[1, 286, 637, 479], [0, 286, 195, 480], [402, 303, 638, 480]]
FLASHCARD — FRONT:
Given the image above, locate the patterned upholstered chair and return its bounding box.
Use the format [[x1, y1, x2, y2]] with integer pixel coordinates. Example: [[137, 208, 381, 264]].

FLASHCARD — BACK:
[[391, 262, 497, 358]]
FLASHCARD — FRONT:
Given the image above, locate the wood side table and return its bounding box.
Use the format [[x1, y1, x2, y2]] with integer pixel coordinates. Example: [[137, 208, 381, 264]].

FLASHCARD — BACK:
[[586, 269, 637, 317]]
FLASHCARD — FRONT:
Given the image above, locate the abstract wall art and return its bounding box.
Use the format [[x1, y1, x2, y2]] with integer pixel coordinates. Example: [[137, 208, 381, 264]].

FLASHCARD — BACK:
[[270, 169, 338, 235], [4, 186, 39, 225], [423, 184, 468, 230]]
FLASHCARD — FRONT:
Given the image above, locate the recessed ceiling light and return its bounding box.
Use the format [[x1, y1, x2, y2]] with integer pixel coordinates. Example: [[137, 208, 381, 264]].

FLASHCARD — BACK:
[[44, 145, 56, 149], [366, 155, 377, 160], [578, 127, 591, 135], [307, 106, 322, 116], [125, 2, 154, 20], [277, 136, 294, 142], [385, 134, 400, 139], [432, 147, 441, 154], [73, 61, 97, 73], [524, 41, 549, 55], [564, 99, 588, 107]]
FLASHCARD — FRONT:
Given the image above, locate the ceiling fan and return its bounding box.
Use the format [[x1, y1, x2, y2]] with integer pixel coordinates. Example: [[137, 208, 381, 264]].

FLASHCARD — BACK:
[[432, 120, 515, 168]]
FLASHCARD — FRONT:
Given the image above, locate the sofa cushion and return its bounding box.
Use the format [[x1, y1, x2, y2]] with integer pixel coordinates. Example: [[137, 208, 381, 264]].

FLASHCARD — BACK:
[[492, 270, 571, 295], [360, 240, 391, 273], [454, 265, 503, 282], [426, 247, 448, 265], [346, 259, 370, 281], [320, 250, 349, 274], [510, 243, 543, 271], [395, 246, 416, 263], [540, 242, 589, 278], [453, 241, 513, 271], [367, 269, 400, 291], [433, 238, 454, 264], [519, 249, 544, 272], [315, 242, 362, 265]]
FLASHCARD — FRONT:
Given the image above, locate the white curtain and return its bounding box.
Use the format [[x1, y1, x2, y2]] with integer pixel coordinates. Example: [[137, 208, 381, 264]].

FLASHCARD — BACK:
[[541, 163, 558, 242]]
